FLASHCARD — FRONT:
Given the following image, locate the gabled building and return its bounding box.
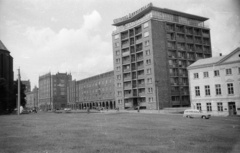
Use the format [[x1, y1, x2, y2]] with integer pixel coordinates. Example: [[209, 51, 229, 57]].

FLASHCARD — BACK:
[[187, 47, 240, 116], [112, 3, 212, 110]]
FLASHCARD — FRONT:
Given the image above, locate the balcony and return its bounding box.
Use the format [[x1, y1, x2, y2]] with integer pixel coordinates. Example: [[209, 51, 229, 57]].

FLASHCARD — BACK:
[[138, 83, 145, 88], [202, 33, 209, 37], [137, 65, 144, 70], [122, 51, 130, 56], [124, 93, 133, 98], [177, 47, 185, 51], [123, 76, 131, 81], [186, 39, 193, 43], [136, 56, 143, 61], [171, 91, 180, 95], [170, 73, 178, 77], [121, 35, 128, 40], [181, 91, 189, 95], [136, 47, 143, 52], [176, 37, 185, 42], [124, 85, 132, 89], [139, 92, 145, 96], [122, 59, 130, 64], [123, 68, 131, 72], [137, 74, 144, 79], [122, 43, 129, 48]]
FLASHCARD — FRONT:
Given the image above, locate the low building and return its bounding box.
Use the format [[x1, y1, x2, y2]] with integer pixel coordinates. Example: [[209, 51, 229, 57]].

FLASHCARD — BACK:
[[187, 47, 240, 116], [67, 71, 115, 109]]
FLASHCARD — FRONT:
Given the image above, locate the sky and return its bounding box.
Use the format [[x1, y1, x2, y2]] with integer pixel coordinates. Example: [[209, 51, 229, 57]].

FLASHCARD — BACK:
[[0, 0, 239, 89]]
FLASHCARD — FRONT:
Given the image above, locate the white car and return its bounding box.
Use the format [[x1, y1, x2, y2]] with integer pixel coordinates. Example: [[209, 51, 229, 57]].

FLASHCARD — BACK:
[[183, 109, 211, 119]]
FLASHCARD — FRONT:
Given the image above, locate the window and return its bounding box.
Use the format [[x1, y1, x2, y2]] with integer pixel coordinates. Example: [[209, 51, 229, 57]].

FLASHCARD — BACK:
[[117, 75, 121, 80], [147, 68, 151, 74], [146, 59, 151, 65], [117, 83, 121, 87], [217, 102, 223, 111], [227, 83, 234, 94], [116, 66, 121, 71], [117, 91, 122, 96], [144, 31, 149, 37], [114, 34, 119, 39], [214, 70, 220, 77], [146, 50, 150, 55], [147, 78, 152, 84], [143, 22, 149, 28], [116, 58, 120, 63], [194, 73, 199, 79], [226, 68, 232, 75], [115, 42, 119, 47], [206, 103, 212, 111], [203, 72, 209, 78], [195, 86, 200, 96], [205, 85, 210, 96], [116, 50, 120, 55], [215, 84, 221, 95], [196, 103, 201, 111], [148, 88, 153, 93], [148, 97, 153, 103], [145, 40, 150, 46]]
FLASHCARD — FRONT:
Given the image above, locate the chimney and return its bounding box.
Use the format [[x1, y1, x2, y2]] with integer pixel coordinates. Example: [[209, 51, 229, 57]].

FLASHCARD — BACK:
[[220, 53, 222, 56]]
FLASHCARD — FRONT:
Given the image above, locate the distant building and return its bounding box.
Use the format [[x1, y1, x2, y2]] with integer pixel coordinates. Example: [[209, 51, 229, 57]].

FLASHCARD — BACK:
[[187, 47, 240, 116], [38, 72, 72, 110], [25, 86, 38, 109], [0, 40, 14, 113], [112, 3, 212, 110], [67, 71, 115, 109], [22, 80, 31, 93]]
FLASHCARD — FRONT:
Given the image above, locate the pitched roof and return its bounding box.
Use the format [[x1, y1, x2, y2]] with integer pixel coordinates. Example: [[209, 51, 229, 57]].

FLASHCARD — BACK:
[[188, 47, 240, 70], [0, 40, 8, 51]]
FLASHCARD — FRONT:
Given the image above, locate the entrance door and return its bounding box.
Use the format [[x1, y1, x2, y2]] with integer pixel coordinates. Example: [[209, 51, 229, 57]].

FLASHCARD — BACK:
[[228, 102, 236, 115], [133, 98, 138, 108]]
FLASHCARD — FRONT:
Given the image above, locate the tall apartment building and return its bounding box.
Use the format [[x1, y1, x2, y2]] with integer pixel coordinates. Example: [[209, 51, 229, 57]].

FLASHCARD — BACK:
[[38, 72, 72, 110], [112, 3, 212, 110], [67, 71, 115, 110], [0, 40, 14, 113], [187, 47, 240, 116]]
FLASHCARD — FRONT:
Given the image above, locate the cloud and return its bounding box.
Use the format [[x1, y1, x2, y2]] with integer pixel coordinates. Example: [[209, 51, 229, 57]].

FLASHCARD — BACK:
[[24, 10, 113, 84]]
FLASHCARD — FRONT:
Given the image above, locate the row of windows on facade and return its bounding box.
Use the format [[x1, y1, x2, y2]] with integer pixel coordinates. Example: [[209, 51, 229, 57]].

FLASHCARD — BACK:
[[194, 67, 240, 79], [116, 49, 151, 57], [116, 69, 152, 79], [196, 102, 224, 112], [114, 22, 149, 40], [195, 83, 235, 97], [116, 78, 153, 87], [115, 39, 150, 48], [116, 59, 152, 71], [117, 97, 154, 104], [78, 80, 113, 88]]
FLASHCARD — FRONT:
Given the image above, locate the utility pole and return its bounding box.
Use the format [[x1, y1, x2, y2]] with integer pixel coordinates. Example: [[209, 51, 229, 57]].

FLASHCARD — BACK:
[[17, 68, 21, 115], [155, 81, 159, 113]]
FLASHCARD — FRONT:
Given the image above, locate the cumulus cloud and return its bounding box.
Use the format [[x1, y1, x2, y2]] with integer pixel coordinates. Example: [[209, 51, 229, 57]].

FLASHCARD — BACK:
[[24, 10, 113, 84]]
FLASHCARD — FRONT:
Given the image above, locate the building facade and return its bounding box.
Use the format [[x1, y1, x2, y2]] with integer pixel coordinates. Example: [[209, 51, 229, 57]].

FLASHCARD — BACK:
[[67, 71, 115, 110], [25, 86, 38, 109], [22, 80, 31, 93], [112, 3, 212, 110], [188, 47, 240, 116], [0, 40, 14, 113], [38, 72, 71, 110]]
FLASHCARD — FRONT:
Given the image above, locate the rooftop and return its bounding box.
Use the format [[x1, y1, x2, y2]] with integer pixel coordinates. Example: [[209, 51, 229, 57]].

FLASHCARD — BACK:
[[0, 40, 8, 51], [113, 3, 208, 26]]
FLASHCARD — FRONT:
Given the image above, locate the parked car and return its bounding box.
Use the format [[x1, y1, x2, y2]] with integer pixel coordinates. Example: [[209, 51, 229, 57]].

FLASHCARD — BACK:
[[64, 108, 71, 112], [183, 109, 211, 119]]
